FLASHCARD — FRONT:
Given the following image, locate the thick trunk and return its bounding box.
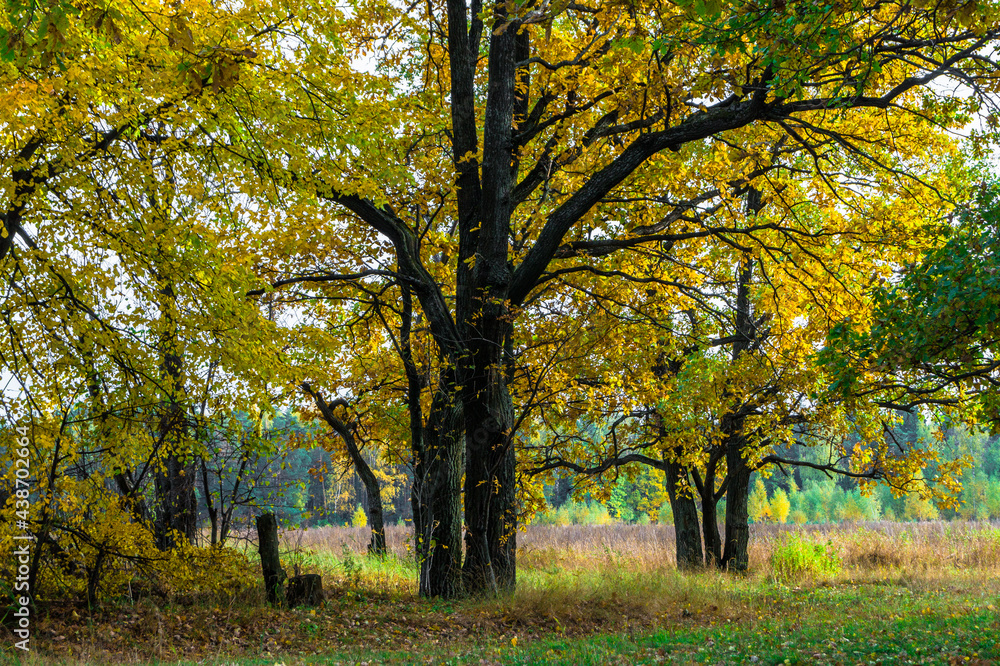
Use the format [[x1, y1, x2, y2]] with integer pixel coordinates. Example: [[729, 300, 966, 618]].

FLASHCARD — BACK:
[[416, 389, 465, 597], [695, 462, 723, 566], [462, 384, 516, 595], [721, 432, 752, 572], [400, 285, 465, 598], [256, 512, 286, 606], [461, 4, 519, 597], [665, 462, 703, 570], [488, 396, 517, 592], [154, 451, 198, 549], [701, 486, 722, 567]]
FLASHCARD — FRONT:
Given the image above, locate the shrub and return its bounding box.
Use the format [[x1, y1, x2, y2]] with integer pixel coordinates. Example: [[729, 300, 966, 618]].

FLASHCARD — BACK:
[[904, 493, 939, 521], [542, 500, 616, 526], [607, 480, 637, 522], [770, 488, 791, 524], [351, 504, 368, 528], [531, 506, 571, 526], [748, 478, 771, 523], [771, 534, 841, 581], [985, 479, 1000, 519], [858, 492, 882, 521]]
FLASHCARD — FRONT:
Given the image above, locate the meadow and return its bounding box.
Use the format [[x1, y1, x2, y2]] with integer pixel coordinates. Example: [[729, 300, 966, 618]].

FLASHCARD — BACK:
[[3, 521, 999, 665]]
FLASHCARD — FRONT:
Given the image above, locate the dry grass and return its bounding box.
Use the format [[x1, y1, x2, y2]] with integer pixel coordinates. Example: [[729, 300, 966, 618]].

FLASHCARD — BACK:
[[281, 523, 414, 559], [750, 520, 1000, 573], [517, 519, 1000, 575], [279, 519, 1000, 579], [271, 519, 1000, 633]]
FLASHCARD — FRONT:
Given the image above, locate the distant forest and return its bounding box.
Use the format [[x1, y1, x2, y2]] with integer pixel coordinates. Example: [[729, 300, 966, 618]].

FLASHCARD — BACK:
[[193, 411, 1000, 539]]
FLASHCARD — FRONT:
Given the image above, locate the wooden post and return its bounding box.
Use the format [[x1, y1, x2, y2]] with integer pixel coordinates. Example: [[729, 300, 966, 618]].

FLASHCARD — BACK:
[[255, 513, 285, 606]]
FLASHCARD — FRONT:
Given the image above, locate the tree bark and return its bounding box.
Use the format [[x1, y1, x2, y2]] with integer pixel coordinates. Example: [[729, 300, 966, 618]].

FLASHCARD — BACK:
[[665, 461, 703, 570], [256, 512, 286, 606], [421, 391, 465, 597], [462, 386, 516, 595], [701, 485, 723, 567], [694, 458, 724, 566], [459, 4, 519, 597], [154, 450, 198, 549], [400, 284, 465, 597], [720, 199, 762, 572], [153, 283, 197, 550], [721, 430, 752, 572]]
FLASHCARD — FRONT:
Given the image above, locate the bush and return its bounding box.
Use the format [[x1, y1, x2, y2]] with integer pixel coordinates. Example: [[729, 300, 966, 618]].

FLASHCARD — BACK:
[[770, 488, 791, 524], [530, 500, 613, 526], [771, 534, 841, 581], [569, 501, 613, 525], [351, 504, 368, 528], [904, 493, 939, 521], [748, 478, 771, 523], [531, 506, 570, 526], [658, 501, 674, 525]]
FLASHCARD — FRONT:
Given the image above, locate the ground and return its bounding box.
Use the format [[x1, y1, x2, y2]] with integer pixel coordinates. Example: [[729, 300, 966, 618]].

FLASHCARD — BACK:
[[2, 521, 999, 665]]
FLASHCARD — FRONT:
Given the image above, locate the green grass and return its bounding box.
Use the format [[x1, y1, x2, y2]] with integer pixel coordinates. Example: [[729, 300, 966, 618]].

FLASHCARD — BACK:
[[8, 575, 993, 665], [25, 591, 990, 666], [137, 585, 996, 665]]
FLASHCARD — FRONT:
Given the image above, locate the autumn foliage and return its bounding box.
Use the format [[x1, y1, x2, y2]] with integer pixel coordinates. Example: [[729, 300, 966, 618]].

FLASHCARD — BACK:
[[3, 0, 1000, 604]]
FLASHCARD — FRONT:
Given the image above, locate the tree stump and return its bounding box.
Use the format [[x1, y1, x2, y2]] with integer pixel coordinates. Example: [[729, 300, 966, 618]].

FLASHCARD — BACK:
[[287, 574, 324, 607], [255, 513, 286, 606]]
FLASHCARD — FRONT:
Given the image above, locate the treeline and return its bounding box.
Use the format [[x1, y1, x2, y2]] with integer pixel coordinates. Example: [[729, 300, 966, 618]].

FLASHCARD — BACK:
[[534, 424, 1000, 527], [177, 416, 1000, 535]]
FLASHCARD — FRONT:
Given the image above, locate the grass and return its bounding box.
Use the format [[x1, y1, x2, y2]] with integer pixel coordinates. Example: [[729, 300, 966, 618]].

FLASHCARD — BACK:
[[2, 520, 999, 665]]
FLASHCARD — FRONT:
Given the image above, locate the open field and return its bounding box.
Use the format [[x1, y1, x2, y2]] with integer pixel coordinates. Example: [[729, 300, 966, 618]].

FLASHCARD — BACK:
[[2, 521, 999, 665]]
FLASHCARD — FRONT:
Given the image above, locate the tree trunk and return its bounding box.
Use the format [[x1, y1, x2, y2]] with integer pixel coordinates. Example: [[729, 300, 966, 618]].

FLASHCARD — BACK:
[[154, 450, 198, 549], [86, 549, 107, 608], [720, 229, 760, 572], [256, 512, 286, 606], [665, 461, 703, 570], [701, 487, 723, 567], [721, 431, 752, 572], [114, 470, 151, 527], [305, 387, 387, 556], [400, 280, 466, 598], [488, 403, 517, 593], [420, 391, 465, 597], [200, 458, 219, 546], [695, 460, 724, 566], [153, 283, 197, 550], [461, 6, 519, 597]]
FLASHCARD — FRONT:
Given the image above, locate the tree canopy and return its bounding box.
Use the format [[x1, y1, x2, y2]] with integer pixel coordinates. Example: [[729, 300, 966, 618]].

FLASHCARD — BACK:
[[3, 0, 1000, 599]]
